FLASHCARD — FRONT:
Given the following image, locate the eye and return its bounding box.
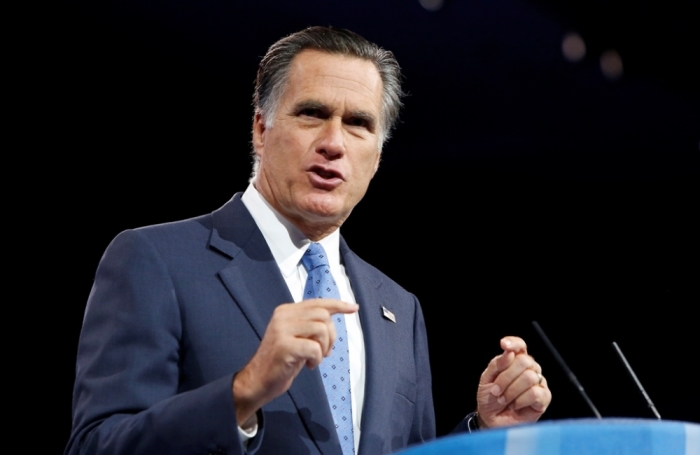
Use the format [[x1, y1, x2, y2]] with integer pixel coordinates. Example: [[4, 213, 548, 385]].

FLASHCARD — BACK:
[[347, 117, 368, 128], [298, 107, 322, 118], [344, 111, 376, 131]]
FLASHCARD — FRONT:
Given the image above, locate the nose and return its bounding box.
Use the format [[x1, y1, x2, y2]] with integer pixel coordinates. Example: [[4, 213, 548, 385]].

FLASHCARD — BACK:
[[316, 117, 345, 159]]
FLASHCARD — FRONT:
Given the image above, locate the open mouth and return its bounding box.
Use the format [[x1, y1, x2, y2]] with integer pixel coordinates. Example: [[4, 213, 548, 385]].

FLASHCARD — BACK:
[[310, 166, 342, 180]]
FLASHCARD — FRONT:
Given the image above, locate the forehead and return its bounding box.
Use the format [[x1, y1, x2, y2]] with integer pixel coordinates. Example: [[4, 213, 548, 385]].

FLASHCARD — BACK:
[[280, 50, 383, 112]]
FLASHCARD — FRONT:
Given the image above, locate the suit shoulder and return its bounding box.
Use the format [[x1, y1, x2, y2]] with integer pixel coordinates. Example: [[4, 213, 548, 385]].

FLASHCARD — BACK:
[[99, 213, 214, 268], [133, 212, 213, 239], [341, 244, 417, 302], [101, 194, 253, 269], [116, 191, 247, 245]]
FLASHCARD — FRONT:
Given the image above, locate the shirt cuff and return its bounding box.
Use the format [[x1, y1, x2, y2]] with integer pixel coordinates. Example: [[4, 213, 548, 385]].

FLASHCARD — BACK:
[[237, 411, 259, 443], [465, 411, 480, 433]]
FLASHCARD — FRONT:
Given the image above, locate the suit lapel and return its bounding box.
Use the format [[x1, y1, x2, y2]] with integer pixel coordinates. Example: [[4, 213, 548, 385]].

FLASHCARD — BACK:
[[210, 194, 342, 455], [341, 239, 400, 455]]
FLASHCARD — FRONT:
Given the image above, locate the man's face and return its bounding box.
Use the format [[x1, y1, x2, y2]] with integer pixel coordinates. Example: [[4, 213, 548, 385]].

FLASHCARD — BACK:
[[253, 49, 383, 240]]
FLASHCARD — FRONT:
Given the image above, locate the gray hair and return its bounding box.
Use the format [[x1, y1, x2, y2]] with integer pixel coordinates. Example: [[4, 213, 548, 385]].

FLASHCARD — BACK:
[[251, 26, 404, 180]]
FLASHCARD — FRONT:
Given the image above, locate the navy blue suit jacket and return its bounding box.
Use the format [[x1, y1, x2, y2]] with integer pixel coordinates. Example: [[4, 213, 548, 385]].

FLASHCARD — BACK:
[[67, 194, 438, 455]]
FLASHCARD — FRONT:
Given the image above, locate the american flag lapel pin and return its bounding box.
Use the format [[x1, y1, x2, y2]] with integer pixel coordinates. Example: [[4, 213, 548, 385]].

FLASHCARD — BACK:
[[382, 306, 396, 323]]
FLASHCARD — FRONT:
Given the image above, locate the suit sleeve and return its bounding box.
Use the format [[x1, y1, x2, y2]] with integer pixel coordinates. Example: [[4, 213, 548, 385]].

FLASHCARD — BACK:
[[408, 294, 437, 445], [65, 230, 262, 455]]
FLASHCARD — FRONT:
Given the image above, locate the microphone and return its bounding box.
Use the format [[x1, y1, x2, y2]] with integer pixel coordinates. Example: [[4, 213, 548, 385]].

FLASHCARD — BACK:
[[612, 341, 662, 420], [532, 320, 602, 419]]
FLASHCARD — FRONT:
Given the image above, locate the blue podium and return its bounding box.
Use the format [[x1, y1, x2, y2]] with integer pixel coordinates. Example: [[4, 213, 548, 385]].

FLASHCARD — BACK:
[[396, 419, 700, 455]]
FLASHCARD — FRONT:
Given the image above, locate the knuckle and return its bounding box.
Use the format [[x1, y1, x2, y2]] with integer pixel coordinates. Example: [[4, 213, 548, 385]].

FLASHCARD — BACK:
[[526, 369, 540, 383], [514, 355, 531, 369], [533, 391, 549, 411], [273, 304, 292, 317]]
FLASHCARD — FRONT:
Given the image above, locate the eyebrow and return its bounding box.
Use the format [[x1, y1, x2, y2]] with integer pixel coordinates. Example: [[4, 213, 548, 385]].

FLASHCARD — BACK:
[[348, 110, 378, 129], [291, 100, 326, 114]]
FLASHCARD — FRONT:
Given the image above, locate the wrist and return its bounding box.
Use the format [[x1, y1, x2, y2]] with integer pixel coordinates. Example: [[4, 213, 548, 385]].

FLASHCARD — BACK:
[[476, 412, 489, 430], [232, 371, 262, 426]]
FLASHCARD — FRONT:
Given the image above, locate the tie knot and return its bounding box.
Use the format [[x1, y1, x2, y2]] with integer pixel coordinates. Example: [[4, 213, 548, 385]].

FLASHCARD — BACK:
[[302, 242, 329, 271]]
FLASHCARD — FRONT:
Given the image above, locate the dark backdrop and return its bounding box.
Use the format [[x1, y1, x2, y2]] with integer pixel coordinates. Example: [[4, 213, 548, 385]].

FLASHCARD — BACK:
[[55, 0, 698, 452]]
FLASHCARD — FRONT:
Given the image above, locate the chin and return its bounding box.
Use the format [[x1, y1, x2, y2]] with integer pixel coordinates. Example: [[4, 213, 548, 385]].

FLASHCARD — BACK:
[[299, 194, 340, 213], [304, 208, 345, 224], [298, 200, 348, 224]]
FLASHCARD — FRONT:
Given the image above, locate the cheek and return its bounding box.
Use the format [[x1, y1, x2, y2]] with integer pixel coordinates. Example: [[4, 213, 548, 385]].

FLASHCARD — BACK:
[[277, 135, 312, 167], [350, 159, 378, 195], [265, 141, 295, 172], [359, 150, 380, 179]]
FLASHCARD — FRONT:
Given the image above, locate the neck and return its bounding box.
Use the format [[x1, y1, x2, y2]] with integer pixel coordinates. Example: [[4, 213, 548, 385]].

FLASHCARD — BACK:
[[297, 222, 341, 242], [252, 181, 343, 242]]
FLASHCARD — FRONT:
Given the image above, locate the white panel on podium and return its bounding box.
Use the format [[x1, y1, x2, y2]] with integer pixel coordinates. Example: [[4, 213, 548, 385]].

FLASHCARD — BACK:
[[396, 419, 700, 455]]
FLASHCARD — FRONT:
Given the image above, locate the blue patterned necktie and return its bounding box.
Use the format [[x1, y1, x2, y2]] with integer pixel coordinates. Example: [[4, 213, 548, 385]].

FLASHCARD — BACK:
[[301, 242, 354, 455]]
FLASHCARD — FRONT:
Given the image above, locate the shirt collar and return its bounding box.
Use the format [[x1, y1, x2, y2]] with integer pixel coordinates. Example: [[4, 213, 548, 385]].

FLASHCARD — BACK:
[[241, 183, 341, 278]]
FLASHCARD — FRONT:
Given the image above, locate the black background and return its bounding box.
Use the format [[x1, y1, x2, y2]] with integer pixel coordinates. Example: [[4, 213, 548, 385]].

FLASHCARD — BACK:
[[54, 0, 698, 452]]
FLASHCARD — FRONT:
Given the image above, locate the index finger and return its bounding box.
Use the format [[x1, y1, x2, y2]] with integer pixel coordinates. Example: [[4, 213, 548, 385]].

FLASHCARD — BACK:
[[494, 337, 527, 372], [299, 298, 359, 315], [501, 336, 527, 354]]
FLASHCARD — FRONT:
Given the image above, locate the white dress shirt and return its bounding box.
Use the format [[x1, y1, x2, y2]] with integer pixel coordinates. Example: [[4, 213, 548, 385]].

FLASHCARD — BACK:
[[241, 183, 366, 452]]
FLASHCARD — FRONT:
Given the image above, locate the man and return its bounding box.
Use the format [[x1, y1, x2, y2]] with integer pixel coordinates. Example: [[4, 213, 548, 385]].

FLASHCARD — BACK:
[[66, 26, 551, 455]]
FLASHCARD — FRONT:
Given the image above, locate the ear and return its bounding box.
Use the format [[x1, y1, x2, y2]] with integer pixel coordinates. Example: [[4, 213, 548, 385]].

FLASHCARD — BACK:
[[252, 112, 266, 156], [372, 151, 382, 176]]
